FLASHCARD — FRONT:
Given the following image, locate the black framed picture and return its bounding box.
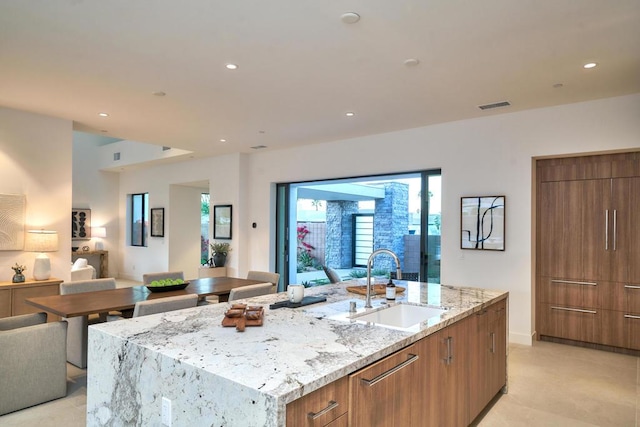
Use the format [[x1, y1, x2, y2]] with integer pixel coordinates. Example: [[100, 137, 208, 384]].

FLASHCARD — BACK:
[[214, 205, 232, 239], [461, 196, 505, 250], [72, 208, 91, 240], [150, 208, 165, 237]]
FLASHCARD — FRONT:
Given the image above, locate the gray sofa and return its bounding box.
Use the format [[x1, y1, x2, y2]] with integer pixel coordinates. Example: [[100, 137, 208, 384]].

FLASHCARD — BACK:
[[0, 312, 68, 416]]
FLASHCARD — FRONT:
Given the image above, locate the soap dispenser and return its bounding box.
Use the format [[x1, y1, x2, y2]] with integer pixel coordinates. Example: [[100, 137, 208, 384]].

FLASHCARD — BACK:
[[386, 278, 396, 301]]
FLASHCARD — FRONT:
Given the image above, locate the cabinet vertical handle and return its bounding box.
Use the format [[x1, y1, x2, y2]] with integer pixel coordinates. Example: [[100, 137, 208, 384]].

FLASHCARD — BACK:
[[490, 332, 496, 354], [360, 353, 419, 386], [605, 210, 609, 251], [307, 401, 339, 420], [443, 337, 453, 365], [613, 209, 617, 251]]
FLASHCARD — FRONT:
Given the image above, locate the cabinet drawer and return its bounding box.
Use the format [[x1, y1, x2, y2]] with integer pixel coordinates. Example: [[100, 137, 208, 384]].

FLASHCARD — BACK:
[[626, 314, 640, 350], [538, 277, 601, 308], [624, 284, 640, 314], [538, 303, 598, 343], [286, 376, 348, 427]]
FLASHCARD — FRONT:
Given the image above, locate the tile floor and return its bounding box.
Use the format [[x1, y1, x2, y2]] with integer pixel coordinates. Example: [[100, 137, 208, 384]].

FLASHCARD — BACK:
[[1, 341, 638, 426]]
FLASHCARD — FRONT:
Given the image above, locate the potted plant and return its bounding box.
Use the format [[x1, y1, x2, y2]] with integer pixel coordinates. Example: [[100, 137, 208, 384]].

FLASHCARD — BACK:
[[11, 263, 26, 283], [209, 241, 231, 267]]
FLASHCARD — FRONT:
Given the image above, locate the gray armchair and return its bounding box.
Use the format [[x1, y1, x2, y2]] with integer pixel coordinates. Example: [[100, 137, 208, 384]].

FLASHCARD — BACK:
[[0, 313, 68, 416], [246, 271, 280, 292]]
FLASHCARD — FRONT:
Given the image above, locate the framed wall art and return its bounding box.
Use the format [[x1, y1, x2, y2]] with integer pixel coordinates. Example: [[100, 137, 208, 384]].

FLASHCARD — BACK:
[[213, 205, 232, 239], [0, 194, 26, 250], [150, 208, 165, 237], [461, 196, 505, 251], [72, 208, 91, 240]]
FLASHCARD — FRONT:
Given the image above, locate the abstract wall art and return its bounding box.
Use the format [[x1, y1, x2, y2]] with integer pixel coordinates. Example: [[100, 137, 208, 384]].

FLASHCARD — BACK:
[[461, 196, 505, 251], [0, 194, 26, 250], [72, 208, 91, 240]]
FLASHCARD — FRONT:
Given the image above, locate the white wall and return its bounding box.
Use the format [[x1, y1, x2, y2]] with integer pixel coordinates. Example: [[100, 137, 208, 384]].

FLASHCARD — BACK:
[[118, 154, 243, 280], [115, 94, 640, 345], [245, 94, 640, 345], [72, 133, 120, 276], [0, 107, 73, 282]]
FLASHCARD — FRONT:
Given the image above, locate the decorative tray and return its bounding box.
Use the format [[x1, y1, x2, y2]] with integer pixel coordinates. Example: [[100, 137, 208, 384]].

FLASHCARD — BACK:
[[269, 296, 327, 310], [222, 304, 264, 331], [346, 284, 405, 296], [145, 282, 190, 293]]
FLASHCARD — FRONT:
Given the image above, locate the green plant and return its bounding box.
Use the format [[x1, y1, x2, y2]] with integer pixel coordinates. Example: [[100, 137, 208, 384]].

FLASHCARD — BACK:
[[371, 268, 390, 277], [11, 263, 26, 274], [349, 269, 367, 278], [210, 241, 231, 254]]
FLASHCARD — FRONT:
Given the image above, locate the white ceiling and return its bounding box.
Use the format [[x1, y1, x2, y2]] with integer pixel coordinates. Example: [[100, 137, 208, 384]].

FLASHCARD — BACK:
[[1, 0, 639, 159]]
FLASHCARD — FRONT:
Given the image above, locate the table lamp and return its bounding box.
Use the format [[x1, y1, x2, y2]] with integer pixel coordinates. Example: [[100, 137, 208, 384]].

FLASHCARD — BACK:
[[92, 227, 106, 250], [25, 230, 59, 280]]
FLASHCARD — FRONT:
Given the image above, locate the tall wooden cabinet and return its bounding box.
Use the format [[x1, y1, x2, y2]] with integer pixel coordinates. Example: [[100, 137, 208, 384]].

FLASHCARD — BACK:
[[536, 152, 640, 351]]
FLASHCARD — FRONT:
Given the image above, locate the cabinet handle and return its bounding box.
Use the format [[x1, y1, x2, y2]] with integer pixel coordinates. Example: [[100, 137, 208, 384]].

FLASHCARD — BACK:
[[307, 401, 338, 420], [605, 209, 609, 251], [613, 210, 617, 251], [490, 332, 496, 354], [360, 353, 419, 387], [624, 314, 640, 320], [551, 279, 597, 286], [624, 285, 640, 290], [443, 337, 453, 365], [551, 306, 596, 314]]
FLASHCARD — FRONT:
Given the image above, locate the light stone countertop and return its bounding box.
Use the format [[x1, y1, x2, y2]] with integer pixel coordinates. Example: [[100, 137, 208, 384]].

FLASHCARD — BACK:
[[86, 280, 507, 426]]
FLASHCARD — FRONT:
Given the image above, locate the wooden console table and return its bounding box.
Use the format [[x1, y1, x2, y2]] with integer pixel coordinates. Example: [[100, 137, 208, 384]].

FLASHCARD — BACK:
[[198, 267, 227, 278], [0, 278, 62, 322], [72, 250, 108, 278]]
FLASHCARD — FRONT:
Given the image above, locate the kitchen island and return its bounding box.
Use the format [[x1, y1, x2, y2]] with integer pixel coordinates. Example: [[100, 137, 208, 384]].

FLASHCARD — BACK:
[[86, 281, 508, 426]]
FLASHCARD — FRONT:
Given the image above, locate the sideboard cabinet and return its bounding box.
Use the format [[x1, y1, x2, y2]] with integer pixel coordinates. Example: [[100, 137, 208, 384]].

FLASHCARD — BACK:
[[0, 278, 62, 322]]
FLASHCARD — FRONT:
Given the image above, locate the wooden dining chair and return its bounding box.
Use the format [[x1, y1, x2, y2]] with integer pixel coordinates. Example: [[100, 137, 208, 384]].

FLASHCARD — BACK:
[[228, 282, 274, 301], [132, 294, 198, 317]]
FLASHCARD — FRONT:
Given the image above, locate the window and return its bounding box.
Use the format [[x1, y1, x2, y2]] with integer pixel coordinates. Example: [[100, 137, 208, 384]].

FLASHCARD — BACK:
[[130, 193, 149, 246]]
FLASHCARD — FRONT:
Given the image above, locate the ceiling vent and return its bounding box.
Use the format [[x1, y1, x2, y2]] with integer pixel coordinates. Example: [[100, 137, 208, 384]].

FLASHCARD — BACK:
[[250, 145, 268, 150], [113, 152, 121, 161], [478, 101, 511, 110]]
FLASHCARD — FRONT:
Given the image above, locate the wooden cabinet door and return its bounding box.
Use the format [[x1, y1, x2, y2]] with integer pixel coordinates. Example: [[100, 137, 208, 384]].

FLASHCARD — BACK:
[[581, 179, 612, 281], [349, 344, 420, 427], [422, 320, 469, 427], [627, 177, 640, 284], [539, 303, 598, 343], [626, 315, 640, 350], [538, 181, 585, 279], [487, 300, 507, 398], [0, 289, 11, 318], [12, 284, 60, 321], [468, 309, 489, 422], [286, 377, 348, 427], [608, 178, 631, 282]]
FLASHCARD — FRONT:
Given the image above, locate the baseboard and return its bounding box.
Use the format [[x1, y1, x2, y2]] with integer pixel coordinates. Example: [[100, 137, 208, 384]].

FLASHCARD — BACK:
[[509, 331, 533, 346], [540, 335, 640, 357]]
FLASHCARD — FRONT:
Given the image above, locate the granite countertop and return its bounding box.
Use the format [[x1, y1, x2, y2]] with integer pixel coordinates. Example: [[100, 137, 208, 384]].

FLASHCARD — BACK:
[[90, 280, 507, 404]]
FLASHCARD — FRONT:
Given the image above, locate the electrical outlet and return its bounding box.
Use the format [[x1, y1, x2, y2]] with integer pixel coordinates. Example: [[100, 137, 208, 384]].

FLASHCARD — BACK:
[[161, 397, 171, 426]]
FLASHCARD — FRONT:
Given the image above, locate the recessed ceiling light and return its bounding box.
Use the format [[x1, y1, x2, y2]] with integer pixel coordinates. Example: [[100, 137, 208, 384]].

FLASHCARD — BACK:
[[98, 112, 109, 117], [341, 12, 360, 24], [225, 63, 238, 70], [258, 130, 266, 134], [583, 62, 597, 69], [220, 139, 227, 143], [404, 58, 420, 67], [553, 83, 564, 88], [153, 91, 166, 97], [345, 112, 355, 117]]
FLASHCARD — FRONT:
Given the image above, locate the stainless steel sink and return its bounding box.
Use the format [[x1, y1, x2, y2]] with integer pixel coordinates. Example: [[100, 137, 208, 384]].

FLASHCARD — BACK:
[[350, 304, 447, 329]]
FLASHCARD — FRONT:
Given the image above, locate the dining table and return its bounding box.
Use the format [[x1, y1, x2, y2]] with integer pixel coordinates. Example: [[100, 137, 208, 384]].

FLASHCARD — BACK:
[[24, 276, 265, 318]]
